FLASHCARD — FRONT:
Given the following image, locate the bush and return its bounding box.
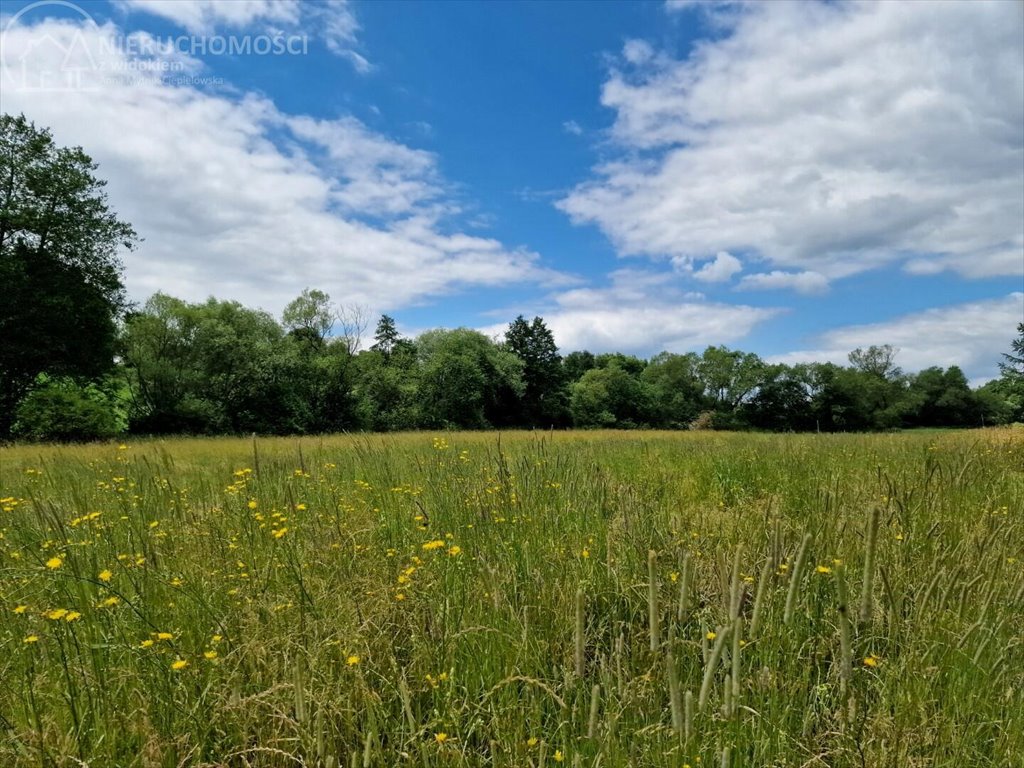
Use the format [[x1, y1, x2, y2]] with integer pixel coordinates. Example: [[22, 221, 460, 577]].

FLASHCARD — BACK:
[[12, 379, 122, 442]]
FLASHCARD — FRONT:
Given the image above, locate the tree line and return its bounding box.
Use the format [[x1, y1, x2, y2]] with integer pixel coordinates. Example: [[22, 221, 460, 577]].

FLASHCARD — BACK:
[[3, 113, 1023, 441]]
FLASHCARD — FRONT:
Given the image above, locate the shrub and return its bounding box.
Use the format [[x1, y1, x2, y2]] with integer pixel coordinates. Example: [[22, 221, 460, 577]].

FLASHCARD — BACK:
[[12, 379, 122, 442]]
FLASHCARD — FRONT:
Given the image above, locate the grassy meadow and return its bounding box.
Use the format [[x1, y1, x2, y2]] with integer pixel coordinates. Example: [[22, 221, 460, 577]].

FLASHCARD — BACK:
[[1, 428, 1022, 767]]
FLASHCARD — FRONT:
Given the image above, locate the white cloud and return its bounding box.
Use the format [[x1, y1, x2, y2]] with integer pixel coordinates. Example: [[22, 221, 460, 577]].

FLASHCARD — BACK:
[[684, 250, 742, 283], [0, 17, 562, 317], [562, 120, 583, 136], [116, 1, 301, 32], [560, 1, 1024, 282], [772, 293, 1024, 380], [481, 269, 777, 354], [117, 0, 369, 70], [738, 270, 828, 295]]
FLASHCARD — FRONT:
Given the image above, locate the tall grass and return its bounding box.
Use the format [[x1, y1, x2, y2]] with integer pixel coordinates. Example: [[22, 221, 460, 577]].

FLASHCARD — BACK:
[[1, 428, 1022, 766]]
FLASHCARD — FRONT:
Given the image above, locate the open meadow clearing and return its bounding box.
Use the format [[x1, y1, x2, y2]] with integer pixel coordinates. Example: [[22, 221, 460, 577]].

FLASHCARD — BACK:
[[1, 429, 1022, 767]]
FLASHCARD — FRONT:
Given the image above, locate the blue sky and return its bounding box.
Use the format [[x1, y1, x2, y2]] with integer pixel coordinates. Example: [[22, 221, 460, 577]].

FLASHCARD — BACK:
[[1, 0, 1022, 380]]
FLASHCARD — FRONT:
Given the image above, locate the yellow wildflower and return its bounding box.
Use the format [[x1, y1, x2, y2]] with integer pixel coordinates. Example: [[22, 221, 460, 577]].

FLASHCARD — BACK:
[[448, 545, 462, 557], [816, 565, 832, 574], [346, 655, 360, 666], [140, 639, 155, 648], [24, 635, 39, 644], [204, 650, 218, 660], [863, 655, 881, 668], [171, 658, 188, 670], [434, 732, 448, 745], [554, 750, 565, 763], [706, 631, 717, 641], [422, 540, 445, 551], [45, 556, 63, 570], [65, 611, 82, 622], [155, 632, 173, 641], [98, 569, 113, 582], [46, 608, 68, 620], [13, 605, 28, 614]]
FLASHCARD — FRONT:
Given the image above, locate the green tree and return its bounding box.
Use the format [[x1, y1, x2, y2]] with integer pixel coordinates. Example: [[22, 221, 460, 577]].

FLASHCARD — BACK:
[[0, 114, 136, 435], [744, 364, 814, 431], [570, 361, 652, 428], [12, 377, 122, 442], [980, 323, 1024, 423], [282, 288, 334, 345], [641, 352, 704, 427], [416, 328, 524, 429], [848, 345, 901, 379], [999, 322, 1024, 379], [696, 346, 767, 412], [121, 294, 328, 434], [371, 314, 400, 356], [504, 315, 568, 427], [563, 350, 596, 383]]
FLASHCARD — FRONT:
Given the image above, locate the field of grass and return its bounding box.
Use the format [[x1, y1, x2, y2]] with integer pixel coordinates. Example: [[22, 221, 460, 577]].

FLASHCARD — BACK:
[[1, 429, 1022, 767]]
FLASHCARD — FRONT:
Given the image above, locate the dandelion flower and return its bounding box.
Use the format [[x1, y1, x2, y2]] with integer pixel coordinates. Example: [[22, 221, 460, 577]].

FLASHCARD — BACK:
[[346, 655, 360, 666], [156, 632, 173, 641], [863, 655, 881, 668], [45, 557, 63, 570], [64, 611, 82, 622], [816, 565, 832, 574], [13, 605, 28, 614], [46, 609, 68, 620], [448, 545, 462, 557], [24, 635, 39, 644], [204, 650, 218, 660], [140, 639, 155, 648], [434, 732, 448, 745], [706, 631, 717, 641], [171, 658, 188, 670], [554, 750, 565, 763], [98, 569, 113, 582], [422, 540, 445, 551]]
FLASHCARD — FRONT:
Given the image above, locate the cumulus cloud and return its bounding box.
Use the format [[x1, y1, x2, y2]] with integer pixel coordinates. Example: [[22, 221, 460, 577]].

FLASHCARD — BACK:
[[738, 270, 829, 295], [560, 1, 1024, 282], [0, 15, 562, 317], [117, 0, 369, 70], [684, 250, 742, 283], [771, 293, 1024, 380], [482, 269, 777, 354]]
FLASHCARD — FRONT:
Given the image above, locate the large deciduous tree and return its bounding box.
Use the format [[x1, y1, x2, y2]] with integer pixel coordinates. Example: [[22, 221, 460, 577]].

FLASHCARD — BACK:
[[415, 328, 524, 429], [0, 114, 136, 435]]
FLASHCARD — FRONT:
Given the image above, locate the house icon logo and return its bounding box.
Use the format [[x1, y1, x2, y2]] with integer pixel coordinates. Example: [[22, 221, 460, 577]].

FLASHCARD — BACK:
[[2, 0, 101, 92]]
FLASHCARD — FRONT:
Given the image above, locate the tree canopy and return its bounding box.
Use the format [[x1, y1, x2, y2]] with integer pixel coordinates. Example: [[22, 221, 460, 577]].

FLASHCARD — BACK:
[[0, 114, 136, 436], [3, 114, 1020, 441]]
